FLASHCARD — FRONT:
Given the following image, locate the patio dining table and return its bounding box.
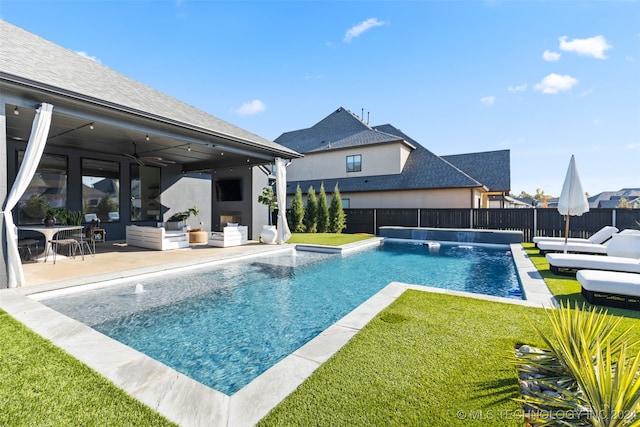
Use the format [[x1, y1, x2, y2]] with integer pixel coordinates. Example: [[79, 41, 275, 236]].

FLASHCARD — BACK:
[[17, 225, 83, 262]]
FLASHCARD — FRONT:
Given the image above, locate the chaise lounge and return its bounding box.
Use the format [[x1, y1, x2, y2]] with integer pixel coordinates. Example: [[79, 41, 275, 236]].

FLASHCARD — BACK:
[[536, 229, 640, 255], [533, 225, 618, 245], [546, 231, 640, 275], [577, 270, 640, 311]]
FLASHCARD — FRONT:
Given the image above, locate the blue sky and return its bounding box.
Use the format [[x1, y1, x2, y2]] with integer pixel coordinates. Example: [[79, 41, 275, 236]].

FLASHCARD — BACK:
[[2, 0, 639, 197]]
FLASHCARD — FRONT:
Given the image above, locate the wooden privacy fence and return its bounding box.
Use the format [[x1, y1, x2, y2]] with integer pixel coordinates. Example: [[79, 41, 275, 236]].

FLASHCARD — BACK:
[[343, 208, 640, 242]]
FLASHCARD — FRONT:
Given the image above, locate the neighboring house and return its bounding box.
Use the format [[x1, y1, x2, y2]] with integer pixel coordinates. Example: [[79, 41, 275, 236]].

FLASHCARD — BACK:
[[588, 188, 640, 209], [275, 107, 510, 209], [0, 20, 301, 286]]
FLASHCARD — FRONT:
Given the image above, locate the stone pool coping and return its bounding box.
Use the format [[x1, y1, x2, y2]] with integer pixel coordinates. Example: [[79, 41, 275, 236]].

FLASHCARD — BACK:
[[0, 239, 554, 426]]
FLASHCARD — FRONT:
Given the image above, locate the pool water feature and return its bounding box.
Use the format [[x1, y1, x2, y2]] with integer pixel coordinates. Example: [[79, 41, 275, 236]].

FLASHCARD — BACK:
[[39, 241, 520, 395]]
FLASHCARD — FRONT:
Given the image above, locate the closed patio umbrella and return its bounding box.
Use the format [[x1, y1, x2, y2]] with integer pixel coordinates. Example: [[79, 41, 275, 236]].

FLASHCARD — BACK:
[[557, 155, 589, 252]]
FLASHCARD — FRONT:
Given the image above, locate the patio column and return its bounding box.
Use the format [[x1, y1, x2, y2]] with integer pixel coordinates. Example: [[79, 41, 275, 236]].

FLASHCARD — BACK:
[[275, 158, 291, 244]]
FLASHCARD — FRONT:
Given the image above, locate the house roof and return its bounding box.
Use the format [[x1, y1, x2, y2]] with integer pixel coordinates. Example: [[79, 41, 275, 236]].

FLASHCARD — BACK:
[[588, 188, 640, 208], [442, 150, 510, 192], [276, 107, 510, 194], [0, 20, 300, 168], [275, 107, 413, 154]]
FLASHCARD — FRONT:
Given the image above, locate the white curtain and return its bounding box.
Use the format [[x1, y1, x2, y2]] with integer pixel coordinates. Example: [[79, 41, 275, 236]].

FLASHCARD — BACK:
[[2, 103, 54, 287], [275, 157, 291, 244]]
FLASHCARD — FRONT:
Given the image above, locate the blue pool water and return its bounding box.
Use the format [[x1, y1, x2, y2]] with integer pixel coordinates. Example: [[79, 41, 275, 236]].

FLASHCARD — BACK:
[[40, 241, 520, 395]]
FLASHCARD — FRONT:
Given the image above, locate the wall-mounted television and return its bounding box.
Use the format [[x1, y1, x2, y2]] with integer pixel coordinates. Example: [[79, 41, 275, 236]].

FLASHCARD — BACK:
[[215, 179, 242, 201]]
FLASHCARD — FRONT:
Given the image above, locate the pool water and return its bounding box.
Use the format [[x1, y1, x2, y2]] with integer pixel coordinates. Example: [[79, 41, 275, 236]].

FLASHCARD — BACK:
[[40, 241, 520, 395]]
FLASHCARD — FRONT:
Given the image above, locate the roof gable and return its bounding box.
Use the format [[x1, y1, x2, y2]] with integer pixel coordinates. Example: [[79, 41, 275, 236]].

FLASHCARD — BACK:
[[442, 150, 511, 192]]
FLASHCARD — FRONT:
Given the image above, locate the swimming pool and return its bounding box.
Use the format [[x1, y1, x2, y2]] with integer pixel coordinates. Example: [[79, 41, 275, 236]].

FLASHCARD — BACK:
[[38, 241, 520, 395]]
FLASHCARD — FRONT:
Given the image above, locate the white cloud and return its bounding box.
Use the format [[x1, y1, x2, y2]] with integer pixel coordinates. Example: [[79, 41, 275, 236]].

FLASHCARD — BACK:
[[304, 74, 323, 80], [480, 96, 496, 105], [627, 143, 640, 150], [534, 73, 578, 94], [508, 84, 527, 93], [344, 18, 385, 43], [559, 35, 612, 59], [625, 55, 635, 62], [232, 99, 266, 116], [542, 50, 561, 62], [76, 51, 101, 63]]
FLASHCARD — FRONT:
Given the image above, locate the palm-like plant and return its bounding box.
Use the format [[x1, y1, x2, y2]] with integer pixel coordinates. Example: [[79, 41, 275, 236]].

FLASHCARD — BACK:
[[515, 302, 640, 426]]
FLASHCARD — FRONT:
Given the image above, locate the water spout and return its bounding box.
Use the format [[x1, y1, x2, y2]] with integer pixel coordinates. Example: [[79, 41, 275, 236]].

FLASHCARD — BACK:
[[135, 283, 145, 294]]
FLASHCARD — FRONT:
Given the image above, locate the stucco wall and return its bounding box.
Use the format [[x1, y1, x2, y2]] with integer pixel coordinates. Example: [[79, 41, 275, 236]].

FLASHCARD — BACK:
[[287, 143, 412, 181], [288, 187, 482, 209]]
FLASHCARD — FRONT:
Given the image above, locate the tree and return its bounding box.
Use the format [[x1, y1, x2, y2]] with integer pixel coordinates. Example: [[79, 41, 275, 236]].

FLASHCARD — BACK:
[[329, 183, 346, 233], [304, 186, 318, 233], [288, 184, 305, 232], [317, 183, 330, 233], [258, 186, 277, 225], [534, 188, 553, 201], [617, 197, 631, 209]]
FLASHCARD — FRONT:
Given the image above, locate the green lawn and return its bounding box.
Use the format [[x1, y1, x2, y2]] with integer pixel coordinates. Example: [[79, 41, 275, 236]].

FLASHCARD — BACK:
[[287, 232, 375, 246], [0, 310, 176, 427], [2, 240, 639, 425]]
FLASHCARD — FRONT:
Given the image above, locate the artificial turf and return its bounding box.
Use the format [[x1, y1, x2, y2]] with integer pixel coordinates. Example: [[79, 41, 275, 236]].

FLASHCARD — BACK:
[[258, 290, 551, 426], [0, 310, 176, 427]]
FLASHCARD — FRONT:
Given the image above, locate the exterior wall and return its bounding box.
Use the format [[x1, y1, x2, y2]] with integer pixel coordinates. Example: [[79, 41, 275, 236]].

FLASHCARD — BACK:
[[162, 171, 212, 232], [251, 168, 271, 240], [287, 142, 412, 182], [290, 187, 480, 209], [210, 168, 255, 236]]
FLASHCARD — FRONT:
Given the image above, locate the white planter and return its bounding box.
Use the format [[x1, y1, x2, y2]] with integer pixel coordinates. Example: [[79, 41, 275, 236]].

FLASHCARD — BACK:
[[260, 225, 277, 244]]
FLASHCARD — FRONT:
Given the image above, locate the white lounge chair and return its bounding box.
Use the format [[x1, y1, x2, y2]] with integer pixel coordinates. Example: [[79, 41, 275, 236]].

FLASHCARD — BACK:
[[533, 225, 618, 245], [577, 270, 640, 310], [546, 253, 640, 276], [537, 229, 640, 255]]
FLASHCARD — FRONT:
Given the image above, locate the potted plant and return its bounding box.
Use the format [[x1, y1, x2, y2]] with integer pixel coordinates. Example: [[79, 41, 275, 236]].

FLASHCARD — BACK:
[[257, 186, 277, 244], [167, 206, 199, 231], [43, 207, 57, 227]]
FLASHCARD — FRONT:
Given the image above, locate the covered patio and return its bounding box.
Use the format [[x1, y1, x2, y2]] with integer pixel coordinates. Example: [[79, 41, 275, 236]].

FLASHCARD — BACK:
[[1, 20, 301, 288], [18, 240, 292, 293]]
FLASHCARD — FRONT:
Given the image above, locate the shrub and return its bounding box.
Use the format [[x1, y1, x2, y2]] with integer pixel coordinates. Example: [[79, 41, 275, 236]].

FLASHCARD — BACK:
[[317, 183, 330, 233], [514, 302, 640, 426], [288, 185, 305, 232], [329, 184, 346, 233], [304, 186, 318, 233]]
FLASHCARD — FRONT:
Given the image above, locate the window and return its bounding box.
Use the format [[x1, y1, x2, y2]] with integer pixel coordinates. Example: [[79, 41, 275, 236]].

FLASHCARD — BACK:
[[346, 154, 361, 172], [342, 198, 350, 208], [16, 152, 68, 225], [131, 164, 161, 221], [82, 158, 120, 222]]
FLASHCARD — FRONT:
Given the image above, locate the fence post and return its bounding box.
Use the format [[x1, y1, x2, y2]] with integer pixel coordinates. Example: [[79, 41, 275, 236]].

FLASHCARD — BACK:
[[470, 209, 474, 229], [612, 209, 616, 228], [373, 208, 377, 235], [417, 209, 420, 228], [533, 208, 537, 239]]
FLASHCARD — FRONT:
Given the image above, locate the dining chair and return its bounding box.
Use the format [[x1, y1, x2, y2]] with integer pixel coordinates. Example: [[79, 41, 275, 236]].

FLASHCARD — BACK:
[[45, 228, 84, 264]]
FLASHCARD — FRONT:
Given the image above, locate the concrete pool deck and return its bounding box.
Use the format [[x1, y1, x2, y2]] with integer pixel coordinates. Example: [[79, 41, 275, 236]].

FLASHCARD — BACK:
[[0, 239, 554, 426]]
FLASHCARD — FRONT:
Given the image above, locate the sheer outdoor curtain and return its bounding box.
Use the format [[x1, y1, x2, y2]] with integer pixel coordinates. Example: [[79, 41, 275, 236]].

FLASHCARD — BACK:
[[275, 157, 291, 245], [2, 103, 54, 287]]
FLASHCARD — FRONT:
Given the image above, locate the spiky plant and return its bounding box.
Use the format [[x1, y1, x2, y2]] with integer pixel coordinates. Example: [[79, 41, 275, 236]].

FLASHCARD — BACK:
[[514, 303, 640, 426]]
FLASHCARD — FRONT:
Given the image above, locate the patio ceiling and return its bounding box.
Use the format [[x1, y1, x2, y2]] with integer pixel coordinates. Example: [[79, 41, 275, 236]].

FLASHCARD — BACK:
[[5, 96, 296, 172]]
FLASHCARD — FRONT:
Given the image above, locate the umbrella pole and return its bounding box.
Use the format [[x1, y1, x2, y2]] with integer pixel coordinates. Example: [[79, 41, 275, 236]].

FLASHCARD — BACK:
[[564, 214, 570, 253]]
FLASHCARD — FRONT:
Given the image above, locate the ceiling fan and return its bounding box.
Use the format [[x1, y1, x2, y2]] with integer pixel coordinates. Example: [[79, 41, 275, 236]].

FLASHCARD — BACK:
[[124, 142, 176, 167]]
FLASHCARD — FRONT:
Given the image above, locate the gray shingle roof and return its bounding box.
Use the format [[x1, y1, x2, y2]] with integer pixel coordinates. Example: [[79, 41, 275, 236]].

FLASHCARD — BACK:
[[0, 20, 298, 156], [276, 107, 510, 194], [442, 150, 511, 192]]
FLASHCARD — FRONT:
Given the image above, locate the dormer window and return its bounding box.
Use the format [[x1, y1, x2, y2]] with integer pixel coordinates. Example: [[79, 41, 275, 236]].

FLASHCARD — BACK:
[[346, 154, 362, 172]]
